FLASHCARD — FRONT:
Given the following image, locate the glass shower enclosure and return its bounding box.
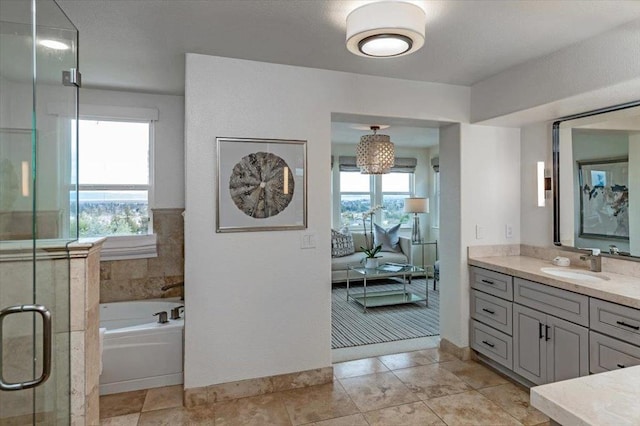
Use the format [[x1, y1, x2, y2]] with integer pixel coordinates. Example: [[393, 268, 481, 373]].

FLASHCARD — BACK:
[[0, 0, 79, 423]]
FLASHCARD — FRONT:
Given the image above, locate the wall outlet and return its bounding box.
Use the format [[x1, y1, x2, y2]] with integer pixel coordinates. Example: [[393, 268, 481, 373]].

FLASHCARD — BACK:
[[475, 225, 485, 240], [505, 224, 514, 239]]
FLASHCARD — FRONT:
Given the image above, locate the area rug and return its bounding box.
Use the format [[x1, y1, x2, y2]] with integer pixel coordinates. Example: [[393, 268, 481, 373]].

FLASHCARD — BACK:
[[331, 278, 439, 349]]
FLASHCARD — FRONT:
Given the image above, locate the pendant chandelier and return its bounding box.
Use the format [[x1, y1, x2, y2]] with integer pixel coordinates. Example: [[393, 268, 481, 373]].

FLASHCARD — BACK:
[[356, 126, 395, 174]]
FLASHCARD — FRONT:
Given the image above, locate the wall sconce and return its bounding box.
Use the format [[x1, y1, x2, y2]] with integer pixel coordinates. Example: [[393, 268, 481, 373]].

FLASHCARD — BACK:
[[537, 161, 551, 207]]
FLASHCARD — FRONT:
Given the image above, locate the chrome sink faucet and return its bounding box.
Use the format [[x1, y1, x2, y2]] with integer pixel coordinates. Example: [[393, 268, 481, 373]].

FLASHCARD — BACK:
[[580, 250, 602, 272]]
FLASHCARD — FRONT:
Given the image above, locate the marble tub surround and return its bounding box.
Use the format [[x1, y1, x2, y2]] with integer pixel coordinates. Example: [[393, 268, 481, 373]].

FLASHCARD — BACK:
[[101, 347, 550, 425], [530, 365, 640, 426], [184, 366, 334, 408], [468, 247, 640, 309], [100, 208, 184, 303]]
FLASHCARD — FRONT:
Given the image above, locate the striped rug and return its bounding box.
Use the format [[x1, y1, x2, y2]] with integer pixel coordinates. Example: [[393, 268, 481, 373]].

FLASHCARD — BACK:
[[331, 278, 440, 349]]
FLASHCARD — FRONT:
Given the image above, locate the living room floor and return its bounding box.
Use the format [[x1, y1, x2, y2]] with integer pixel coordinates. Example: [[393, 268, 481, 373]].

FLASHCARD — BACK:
[[100, 347, 550, 425]]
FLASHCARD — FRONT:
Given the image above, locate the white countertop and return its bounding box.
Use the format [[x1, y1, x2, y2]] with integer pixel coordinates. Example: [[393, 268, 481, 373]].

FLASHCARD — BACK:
[[468, 255, 640, 309], [530, 365, 640, 426]]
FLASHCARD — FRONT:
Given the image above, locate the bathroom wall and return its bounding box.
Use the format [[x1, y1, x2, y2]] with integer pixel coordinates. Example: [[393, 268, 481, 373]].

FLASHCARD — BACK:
[[184, 53, 473, 389], [100, 208, 184, 302]]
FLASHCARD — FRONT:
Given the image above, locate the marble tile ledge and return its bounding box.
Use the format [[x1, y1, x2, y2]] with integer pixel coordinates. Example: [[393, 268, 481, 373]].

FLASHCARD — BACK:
[[530, 365, 640, 426], [468, 245, 640, 309]]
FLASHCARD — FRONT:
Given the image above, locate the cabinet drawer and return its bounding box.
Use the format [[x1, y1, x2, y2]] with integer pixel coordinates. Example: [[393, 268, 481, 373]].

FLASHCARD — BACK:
[[590, 298, 640, 346], [514, 278, 589, 326], [470, 267, 513, 301], [470, 319, 513, 369], [589, 331, 640, 374], [470, 290, 512, 335]]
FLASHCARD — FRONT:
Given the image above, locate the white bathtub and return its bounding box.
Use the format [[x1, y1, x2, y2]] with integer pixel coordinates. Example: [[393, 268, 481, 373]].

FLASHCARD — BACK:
[[99, 298, 184, 395]]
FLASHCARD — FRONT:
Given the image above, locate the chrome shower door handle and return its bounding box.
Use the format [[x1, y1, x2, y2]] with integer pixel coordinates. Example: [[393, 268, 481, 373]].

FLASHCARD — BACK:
[[0, 304, 52, 391]]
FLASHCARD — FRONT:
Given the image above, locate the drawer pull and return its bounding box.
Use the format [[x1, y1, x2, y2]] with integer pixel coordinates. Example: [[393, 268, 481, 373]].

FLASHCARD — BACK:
[[482, 308, 495, 315], [616, 321, 640, 330], [617, 363, 626, 368], [482, 340, 495, 348], [545, 325, 551, 341], [481, 279, 495, 285], [539, 323, 544, 339]]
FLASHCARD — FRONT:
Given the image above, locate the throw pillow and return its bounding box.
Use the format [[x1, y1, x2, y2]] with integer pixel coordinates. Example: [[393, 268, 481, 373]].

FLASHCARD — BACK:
[[373, 223, 402, 253], [331, 228, 355, 257]]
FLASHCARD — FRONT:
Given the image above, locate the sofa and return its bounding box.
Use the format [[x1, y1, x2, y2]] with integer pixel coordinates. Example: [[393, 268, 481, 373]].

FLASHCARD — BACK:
[[331, 232, 413, 283]]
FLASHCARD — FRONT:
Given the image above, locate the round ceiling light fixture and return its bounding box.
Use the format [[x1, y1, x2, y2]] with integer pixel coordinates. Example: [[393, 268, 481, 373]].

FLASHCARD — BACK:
[[346, 1, 426, 58]]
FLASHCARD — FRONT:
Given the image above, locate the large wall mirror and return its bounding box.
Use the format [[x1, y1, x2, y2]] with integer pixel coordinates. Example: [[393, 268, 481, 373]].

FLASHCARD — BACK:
[[553, 100, 640, 260]]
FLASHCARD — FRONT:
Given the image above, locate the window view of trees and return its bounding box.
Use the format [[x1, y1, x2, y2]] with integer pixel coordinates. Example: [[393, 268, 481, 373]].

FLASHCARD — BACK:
[[78, 200, 148, 237]]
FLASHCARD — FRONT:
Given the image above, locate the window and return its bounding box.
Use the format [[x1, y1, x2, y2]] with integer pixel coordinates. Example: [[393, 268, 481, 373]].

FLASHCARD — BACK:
[[339, 171, 372, 228], [381, 173, 412, 227], [73, 119, 152, 237]]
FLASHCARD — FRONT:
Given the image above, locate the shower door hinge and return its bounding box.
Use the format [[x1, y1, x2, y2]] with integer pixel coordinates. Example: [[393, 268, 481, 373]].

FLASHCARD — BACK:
[[62, 68, 82, 87]]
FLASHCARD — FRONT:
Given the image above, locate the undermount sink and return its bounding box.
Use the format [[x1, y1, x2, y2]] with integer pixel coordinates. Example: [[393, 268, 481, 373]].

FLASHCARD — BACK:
[[540, 267, 609, 282]]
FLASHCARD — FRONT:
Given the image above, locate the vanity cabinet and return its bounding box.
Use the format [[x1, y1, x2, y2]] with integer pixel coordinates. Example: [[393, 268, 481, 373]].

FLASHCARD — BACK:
[[513, 303, 589, 385], [589, 298, 640, 373], [469, 267, 514, 369]]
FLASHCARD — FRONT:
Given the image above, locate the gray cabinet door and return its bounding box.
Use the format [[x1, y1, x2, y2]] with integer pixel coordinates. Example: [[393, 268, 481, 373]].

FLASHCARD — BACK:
[[513, 303, 546, 385], [546, 315, 589, 382]]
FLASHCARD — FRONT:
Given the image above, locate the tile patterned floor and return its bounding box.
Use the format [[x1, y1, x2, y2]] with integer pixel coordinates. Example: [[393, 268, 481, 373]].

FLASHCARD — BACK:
[[100, 349, 550, 425]]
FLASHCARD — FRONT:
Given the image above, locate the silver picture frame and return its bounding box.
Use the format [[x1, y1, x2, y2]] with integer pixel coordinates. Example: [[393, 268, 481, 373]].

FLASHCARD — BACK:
[[216, 137, 307, 233]]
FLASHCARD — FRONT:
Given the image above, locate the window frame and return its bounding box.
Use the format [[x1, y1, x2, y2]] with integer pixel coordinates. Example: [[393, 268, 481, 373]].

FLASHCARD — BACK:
[[75, 105, 158, 260]]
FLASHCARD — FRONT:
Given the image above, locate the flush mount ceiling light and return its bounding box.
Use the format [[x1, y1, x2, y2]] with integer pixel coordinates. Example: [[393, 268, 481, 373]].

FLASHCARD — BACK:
[[356, 125, 395, 174], [346, 1, 426, 58]]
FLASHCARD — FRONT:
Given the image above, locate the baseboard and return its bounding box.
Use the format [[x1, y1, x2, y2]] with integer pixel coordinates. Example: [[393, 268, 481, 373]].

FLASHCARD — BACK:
[[439, 337, 472, 360], [184, 366, 333, 408], [100, 372, 183, 395]]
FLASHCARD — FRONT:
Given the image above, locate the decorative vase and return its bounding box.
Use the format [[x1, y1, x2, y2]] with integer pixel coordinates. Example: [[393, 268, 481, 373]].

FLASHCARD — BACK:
[[365, 258, 378, 269]]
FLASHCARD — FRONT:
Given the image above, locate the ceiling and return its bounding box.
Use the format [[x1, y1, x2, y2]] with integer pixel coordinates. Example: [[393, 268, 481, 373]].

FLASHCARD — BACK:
[[53, 0, 640, 96], [332, 114, 440, 147]]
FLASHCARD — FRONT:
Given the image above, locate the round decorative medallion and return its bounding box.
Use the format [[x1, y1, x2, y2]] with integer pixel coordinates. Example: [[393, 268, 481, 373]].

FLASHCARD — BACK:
[[229, 151, 294, 218]]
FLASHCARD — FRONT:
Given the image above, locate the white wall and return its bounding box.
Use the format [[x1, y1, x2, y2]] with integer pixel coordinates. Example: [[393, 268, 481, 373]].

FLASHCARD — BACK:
[[184, 54, 471, 388], [520, 122, 554, 247], [80, 89, 185, 208], [440, 124, 521, 347], [471, 20, 640, 124]]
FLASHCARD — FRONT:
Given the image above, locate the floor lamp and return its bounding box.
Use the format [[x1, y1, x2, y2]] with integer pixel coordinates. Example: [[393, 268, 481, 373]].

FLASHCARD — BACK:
[[404, 197, 429, 243]]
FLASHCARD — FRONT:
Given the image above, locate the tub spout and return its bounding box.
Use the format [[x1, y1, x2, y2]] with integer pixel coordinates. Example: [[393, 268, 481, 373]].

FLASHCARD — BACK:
[[153, 311, 169, 324], [161, 282, 184, 291]]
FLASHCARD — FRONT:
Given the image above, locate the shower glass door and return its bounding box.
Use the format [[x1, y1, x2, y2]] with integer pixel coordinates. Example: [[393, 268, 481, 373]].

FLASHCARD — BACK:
[[0, 0, 79, 424]]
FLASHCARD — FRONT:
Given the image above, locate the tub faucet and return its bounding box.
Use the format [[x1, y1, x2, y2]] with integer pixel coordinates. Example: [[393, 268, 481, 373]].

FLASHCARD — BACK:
[[171, 306, 184, 320], [580, 251, 602, 272], [153, 311, 169, 324]]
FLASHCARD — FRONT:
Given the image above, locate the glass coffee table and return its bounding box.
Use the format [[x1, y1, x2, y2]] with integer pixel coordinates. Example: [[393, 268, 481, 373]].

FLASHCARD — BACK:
[[346, 264, 427, 312]]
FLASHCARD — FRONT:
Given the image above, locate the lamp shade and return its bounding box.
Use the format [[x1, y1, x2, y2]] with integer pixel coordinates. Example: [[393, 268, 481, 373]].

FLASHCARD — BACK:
[[356, 126, 395, 174], [404, 197, 429, 214]]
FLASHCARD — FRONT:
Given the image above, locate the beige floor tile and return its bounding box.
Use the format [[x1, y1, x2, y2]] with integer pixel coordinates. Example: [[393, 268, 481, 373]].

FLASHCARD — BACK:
[[279, 381, 359, 425], [333, 357, 389, 379], [418, 347, 458, 363], [425, 390, 522, 425], [312, 413, 369, 426], [339, 371, 419, 412], [137, 406, 215, 425], [99, 390, 147, 419], [392, 364, 473, 400], [479, 383, 549, 426], [142, 385, 183, 412], [99, 413, 140, 426], [438, 359, 508, 389], [214, 393, 292, 426], [378, 347, 457, 370], [364, 401, 446, 425]]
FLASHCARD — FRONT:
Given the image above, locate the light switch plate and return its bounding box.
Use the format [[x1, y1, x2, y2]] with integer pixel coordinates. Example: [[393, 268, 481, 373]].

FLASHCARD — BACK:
[[301, 232, 316, 249], [505, 224, 513, 239], [475, 225, 485, 240]]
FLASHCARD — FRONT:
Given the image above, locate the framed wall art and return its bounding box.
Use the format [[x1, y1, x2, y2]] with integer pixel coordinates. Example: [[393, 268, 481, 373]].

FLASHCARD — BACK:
[[216, 137, 307, 232], [578, 157, 629, 240]]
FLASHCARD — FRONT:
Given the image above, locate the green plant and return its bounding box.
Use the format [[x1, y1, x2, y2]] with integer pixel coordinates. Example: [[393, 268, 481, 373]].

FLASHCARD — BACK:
[[361, 244, 382, 259]]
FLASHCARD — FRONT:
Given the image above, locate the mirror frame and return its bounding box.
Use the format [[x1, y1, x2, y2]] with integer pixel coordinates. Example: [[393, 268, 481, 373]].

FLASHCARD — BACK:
[[552, 99, 640, 260]]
